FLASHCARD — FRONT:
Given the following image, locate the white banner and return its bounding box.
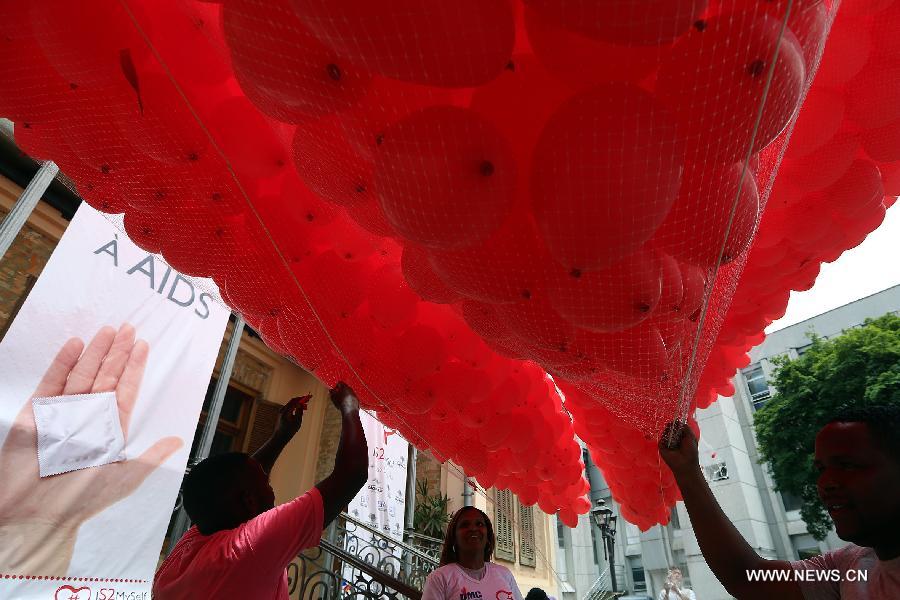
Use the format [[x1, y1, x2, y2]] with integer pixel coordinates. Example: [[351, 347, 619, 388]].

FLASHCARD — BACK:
[[348, 411, 409, 540], [0, 205, 229, 599]]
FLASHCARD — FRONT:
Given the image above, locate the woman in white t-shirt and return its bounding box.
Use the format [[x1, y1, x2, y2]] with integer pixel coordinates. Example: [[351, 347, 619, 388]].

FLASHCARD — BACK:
[[422, 506, 524, 600]]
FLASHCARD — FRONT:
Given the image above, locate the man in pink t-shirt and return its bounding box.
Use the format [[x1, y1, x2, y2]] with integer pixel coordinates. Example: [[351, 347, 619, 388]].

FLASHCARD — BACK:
[[659, 405, 900, 599], [154, 382, 368, 600]]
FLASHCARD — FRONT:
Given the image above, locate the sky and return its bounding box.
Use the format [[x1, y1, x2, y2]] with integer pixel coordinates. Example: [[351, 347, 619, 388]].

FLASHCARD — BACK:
[[766, 203, 900, 333]]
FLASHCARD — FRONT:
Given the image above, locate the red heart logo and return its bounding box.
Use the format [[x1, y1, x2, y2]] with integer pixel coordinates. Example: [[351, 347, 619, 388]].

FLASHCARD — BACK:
[[55, 585, 92, 600]]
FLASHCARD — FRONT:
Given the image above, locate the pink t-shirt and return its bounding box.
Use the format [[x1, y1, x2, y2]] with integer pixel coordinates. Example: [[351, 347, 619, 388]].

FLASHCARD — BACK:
[[791, 543, 900, 599], [153, 488, 324, 600]]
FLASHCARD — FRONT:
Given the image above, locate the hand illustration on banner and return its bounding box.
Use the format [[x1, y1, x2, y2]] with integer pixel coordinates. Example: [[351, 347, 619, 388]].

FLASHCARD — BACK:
[[0, 324, 183, 574]]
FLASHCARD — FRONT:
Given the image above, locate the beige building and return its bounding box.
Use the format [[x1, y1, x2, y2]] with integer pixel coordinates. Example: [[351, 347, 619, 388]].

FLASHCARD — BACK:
[[0, 165, 561, 598]]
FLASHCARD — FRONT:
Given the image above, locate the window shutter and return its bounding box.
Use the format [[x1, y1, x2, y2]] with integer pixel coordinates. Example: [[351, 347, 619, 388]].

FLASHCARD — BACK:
[[494, 489, 516, 562], [244, 400, 281, 454], [519, 502, 536, 567]]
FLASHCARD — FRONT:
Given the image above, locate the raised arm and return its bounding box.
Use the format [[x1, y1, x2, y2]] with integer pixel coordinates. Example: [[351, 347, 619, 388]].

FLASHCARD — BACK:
[[659, 422, 803, 600], [315, 382, 368, 526], [252, 395, 311, 474]]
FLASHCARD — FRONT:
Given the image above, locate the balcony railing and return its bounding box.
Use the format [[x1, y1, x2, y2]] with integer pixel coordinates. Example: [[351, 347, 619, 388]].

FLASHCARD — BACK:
[[286, 513, 442, 599]]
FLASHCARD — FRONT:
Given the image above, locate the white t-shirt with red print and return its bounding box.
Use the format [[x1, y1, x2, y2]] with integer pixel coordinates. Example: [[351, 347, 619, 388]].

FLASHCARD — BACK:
[[422, 562, 524, 600]]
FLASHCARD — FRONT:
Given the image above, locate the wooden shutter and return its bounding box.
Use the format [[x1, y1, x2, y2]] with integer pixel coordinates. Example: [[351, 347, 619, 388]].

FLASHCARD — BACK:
[[244, 400, 281, 454], [494, 489, 516, 562], [518, 502, 536, 567]]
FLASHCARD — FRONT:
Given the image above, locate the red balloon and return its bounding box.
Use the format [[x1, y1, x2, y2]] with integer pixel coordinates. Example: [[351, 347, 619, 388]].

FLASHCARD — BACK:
[[814, 13, 871, 89], [337, 76, 465, 165], [294, 250, 369, 318], [394, 325, 448, 379], [63, 83, 150, 179], [785, 89, 844, 160], [573, 322, 669, 380], [30, 0, 143, 87], [861, 118, 900, 163], [207, 96, 291, 179], [428, 215, 552, 304], [496, 294, 575, 351], [292, 116, 372, 208], [291, 0, 515, 87], [779, 130, 861, 193], [526, 0, 708, 46], [400, 245, 462, 304], [547, 247, 663, 333], [131, 1, 230, 88], [470, 53, 572, 167], [368, 264, 420, 329], [345, 197, 397, 238], [524, 6, 665, 87], [223, 0, 370, 123], [654, 162, 760, 268], [375, 106, 517, 250], [656, 253, 684, 316], [0, 14, 71, 123], [847, 62, 900, 130], [531, 84, 683, 271], [13, 121, 68, 164], [115, 71, 212, 168], [160, 201, 253, 278], [821, 160, 884, 218], [478, 414, 513, 450], [461, 300, 518, 345], [879, 161, 900, 196], [123, 211, 165, 255], [656, 12, 805, 163]]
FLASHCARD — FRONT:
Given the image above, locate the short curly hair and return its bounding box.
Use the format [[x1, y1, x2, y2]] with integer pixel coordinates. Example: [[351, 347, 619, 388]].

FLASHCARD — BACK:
[[828, 404, 900, 462]]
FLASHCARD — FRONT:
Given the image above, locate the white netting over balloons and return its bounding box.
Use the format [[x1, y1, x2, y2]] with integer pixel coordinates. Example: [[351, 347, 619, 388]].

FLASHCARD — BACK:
[[2, 0, 898, 529]]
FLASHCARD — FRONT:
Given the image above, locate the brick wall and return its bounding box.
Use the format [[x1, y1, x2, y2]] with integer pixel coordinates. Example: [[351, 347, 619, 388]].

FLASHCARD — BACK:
[[0, 207, 57, 333]]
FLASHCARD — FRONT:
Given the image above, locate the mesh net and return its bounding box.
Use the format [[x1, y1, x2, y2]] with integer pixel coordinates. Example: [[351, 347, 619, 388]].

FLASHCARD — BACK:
[[2, 0, 898, 530]]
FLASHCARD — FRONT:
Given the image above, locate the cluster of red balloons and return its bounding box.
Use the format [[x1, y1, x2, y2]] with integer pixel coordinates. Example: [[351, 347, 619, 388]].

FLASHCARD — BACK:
[[692, 0, 900, 416], [4, 0, 900, 528]]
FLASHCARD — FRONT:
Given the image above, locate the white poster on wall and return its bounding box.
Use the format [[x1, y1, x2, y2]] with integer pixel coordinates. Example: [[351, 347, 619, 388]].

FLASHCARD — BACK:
[[340, 411, 409, 593], [0, 204, 229, 599], [348, 411, 409, 540]]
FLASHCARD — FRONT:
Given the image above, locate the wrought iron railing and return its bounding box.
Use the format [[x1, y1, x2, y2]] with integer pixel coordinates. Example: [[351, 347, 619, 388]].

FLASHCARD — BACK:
[[403, 530, 443, 563], [286, 513, 442, 600], [582, 568, 627, 600]]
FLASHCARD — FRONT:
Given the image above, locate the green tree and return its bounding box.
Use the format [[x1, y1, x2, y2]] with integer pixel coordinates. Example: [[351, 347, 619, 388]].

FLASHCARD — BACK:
[[754, 313, 900, 540]]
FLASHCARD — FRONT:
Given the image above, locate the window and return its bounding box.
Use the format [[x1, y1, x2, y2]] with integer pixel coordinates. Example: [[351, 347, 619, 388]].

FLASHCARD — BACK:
[[792, 534, 821, 560], [743, 364, 771, 410], [628, 558, 647, 593], [189, 377, 254, 457], [704, 461, 729, 481], [670, 505, 681, 529], [494, 489, 516, 562], [781, 490, 803, 512], [795, 343, 813, 356], [518, 503, 536, 567], [555, 517, 569, 580], [673, 551, 691, 588]]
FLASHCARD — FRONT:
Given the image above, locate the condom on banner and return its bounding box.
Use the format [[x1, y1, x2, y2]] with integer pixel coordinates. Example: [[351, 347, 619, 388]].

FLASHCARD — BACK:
[[33, 392, 125, 478]]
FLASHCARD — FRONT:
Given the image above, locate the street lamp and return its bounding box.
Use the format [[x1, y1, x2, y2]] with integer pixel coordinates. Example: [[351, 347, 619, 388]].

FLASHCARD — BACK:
[[591, 498, 618, 592]]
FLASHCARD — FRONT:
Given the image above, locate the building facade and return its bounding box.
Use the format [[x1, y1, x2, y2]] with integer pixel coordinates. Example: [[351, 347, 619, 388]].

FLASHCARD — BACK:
[[554, 285, 900, 600]]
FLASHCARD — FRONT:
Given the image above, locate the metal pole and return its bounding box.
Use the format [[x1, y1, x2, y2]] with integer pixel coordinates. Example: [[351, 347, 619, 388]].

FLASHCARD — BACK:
[[0, 161, 58, 261], [195, 314, 245, 459], [462, 475, 473, 507], [404, 445, 418, 535], [608, 535, 618, 592], [166, 314, 245, 553]]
